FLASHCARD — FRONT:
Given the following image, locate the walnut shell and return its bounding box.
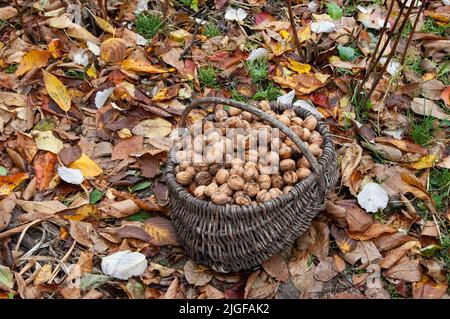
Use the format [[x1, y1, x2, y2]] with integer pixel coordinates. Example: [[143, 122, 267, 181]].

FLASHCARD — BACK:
[[303, 115, 318, 131], [291, 117, 304, 126], [204, 182, 219, 197], [283, 185, 293, 194], [297, 156, 311, 169], [215, 109, 228, 122], [241, 111, 253, 122], [195, 171, 212, 186], [277, 115, 291, 126], [243, 181, 260, 197], [283, 109, 296, 118], [230, 157, 245, 167], [235, 195, 251, 206], [219, 183, 234, 196], [302, 127, 311, 142], [228, 107, 242, 116], [283, 170, 298, 185], [291, 125, 304, 139], [280, 159, 296, 172], [227, 175, 245, 191], [194, 185, 206, 199], [256, 190, 272, 202], [176, 171, 193, 185], [211, 192, 229, 205], [193, 161, 209, 172], [269, 188, 283, 198], [215, 168, 230, 185], [258, 175, 271, 190], [296, 167, 311, 180], [179, 161, 190, 171], [243, 166, 259, 182], [310, 131, 323, 145], [308, 143, 323, 157], [271, 173, 284, 189], [230, 166, 244, 177], [279, 143, 292, 159]]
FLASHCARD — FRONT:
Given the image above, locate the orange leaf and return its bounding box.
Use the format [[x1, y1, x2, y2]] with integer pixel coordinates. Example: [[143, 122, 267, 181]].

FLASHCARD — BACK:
[[121, 58, 169, 74], [143, 217, 179, 246], [0, 172, 29, 196], [15, 50, 51, 77], [374, 137, 428, 155], [33, 152, 57, 192], [441, 86, 450, 106], [43, 70, 71, 112]]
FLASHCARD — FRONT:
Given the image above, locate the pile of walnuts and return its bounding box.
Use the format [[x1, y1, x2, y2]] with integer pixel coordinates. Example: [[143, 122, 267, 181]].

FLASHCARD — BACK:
[[174, 101, 324, 206]]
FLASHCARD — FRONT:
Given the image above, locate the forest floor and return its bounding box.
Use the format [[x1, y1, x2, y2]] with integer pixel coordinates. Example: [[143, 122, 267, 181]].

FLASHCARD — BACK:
[[0, 0, 449, 299]]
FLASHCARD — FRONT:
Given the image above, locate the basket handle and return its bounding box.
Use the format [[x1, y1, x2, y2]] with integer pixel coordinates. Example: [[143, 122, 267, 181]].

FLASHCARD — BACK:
[[179, 97, 325, 194]]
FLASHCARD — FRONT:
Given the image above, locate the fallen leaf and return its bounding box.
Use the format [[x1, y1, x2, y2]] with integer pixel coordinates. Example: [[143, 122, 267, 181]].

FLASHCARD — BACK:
[[0, 265, 14, 290], [0, 173, 29, 196], [261, 254, 289, 282], [385, 259, 422, 282], [313, 257, 338, 282], [379, 241, 420, 269], [410, 98, 449, 120], [143, 217, 179, 246], [15, 199, 67, 215], [184, 260, 212, 286], [33, 130, 64, 154], [412, 275, 448, 299], [344, 241, 382, 265], [112, 136, 144, 160], [121, 59, 168, 74], [33, 264, 52, 285], [15, 50, 51, 77], [42, 70, 71, 112], [224, 7, 247, 23], [99, 199, 140, 218], [34, 152, 57, 192], [0, 6, 17, 20], [69, 154, 103, 177], [57, 166, 84, 185], [346, 204, 372, 233], [244, 270, 276, 299], [101, 250, 147, 280], [132, 118, 172, 138]]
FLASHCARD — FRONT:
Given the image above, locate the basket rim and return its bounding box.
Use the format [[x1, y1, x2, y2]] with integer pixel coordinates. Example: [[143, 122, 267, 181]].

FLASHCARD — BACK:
[[164, 101, 334, 216]]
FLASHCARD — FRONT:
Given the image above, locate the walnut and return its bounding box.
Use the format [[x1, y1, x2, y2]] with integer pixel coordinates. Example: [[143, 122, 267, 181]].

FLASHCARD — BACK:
[[277, 115, 291, 126], [271, 173, 284, 189], [302, 127, 311, 142], [219, 183, 234, 196], [230, 166, 244, 177], [195, 171, 212, 186], [297, 156, 311, 169], [296, 167, 312, 180], [280, 159, 296, 172], [227, 175, 245, 191], [194, 185, 206, 199], [291, 125, 303, 139], [209, 163, 221, 175], [193, 161, 209, 172], [258, 175, 271, 190], [185, 166, 196, 176], [283, 185, 294, 194], [211, 192, 229, 205], [244, 181, 260, 197], [291, 116, 303, 126], [215, 109, 228, 122], [176, 171, 193, 185], [215, 169, 230, 185], [269, 188, 283, 198], [256, 190, 272, 203], [204, 182, 219, 197], [228, 107, 242, 116], [235, 194, 251, 206], [230, 157, 245, 167], [283, 109, 296, 118], [279, 143, 292, 159], [310, 131, 323, 145], [242, 111, 253, 122], [259, 101, 271, 111], [283, 170, 298, 185], [308, 143, 323, 157], [243, 166, 259, 182], [303, 115, 318, 131]]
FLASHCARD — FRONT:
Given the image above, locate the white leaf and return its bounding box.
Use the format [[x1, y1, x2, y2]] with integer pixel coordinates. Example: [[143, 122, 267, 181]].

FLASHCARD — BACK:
[[57, 166, 84, 185], [357, 182, 389, 213], [101, 250, 148, 280], [307, 1, 318, 12], [443, 0, 450, 6], [95, 87, 114, 109], [277, 90, 296, 105], [224, 7, 247, 23], [87, 41, 100, 56], [380, 57, 400, 76], [293, 100, 324, 119], [73, 49, 89, 67], [311, 21, 336, 33], [135, 0, 149, 14], [246, 48, 268, 62], [383, 129, 403, 140], [135, 33, 147, 46]]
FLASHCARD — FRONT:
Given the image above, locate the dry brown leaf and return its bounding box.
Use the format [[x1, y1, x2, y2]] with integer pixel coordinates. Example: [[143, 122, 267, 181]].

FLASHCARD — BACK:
[[343, 241, 382, 265], [385, 259, 422, 282], [69, 221, 95, 248], [410, 98, 449, 120], [341, 142, 362, 190], [111, 136, 144, 160], [313, 257, 338, 282], [379, 241, 420, 269], [261, 254, 289, 282], [244, 270, 277, 299], [421, 80, 445, 100], [100, 199, 140, 218], [349, 223, 397, 241], [372, 232, 416, 252], [288, 251, 324, 294], [183, 260, 212, 286], [143, 217, 179, 246], [346, 205, 372, 233], [412, 275, 448, 299]]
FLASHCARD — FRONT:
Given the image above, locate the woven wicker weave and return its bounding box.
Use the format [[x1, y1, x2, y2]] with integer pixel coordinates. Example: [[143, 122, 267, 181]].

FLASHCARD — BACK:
[[165, 97, 338, 273]]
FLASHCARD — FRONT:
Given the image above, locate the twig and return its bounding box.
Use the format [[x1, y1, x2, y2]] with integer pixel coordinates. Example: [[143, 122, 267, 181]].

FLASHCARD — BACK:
[[48, 240, 76, 284], [287, 0, 303, 60], [13, 0, 37, 44], [400, 0, 428, 65], [179, 10, 207, 60]]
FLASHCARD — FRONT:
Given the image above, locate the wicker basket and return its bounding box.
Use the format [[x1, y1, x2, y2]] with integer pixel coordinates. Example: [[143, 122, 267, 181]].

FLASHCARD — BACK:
[[165, 97, 338, 272]]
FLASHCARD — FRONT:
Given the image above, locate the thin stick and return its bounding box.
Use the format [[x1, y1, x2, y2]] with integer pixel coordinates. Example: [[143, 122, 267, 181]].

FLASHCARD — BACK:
[[48, 240, 76, 283], [400, 0, 428, 65], [287, 0, 302, 59], [180, 10, 207, 60], [362, 1, 416, 107]]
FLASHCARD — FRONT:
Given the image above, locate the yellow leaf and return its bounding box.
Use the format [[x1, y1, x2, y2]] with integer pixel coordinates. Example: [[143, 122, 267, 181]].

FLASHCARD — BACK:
[[69, 154, 103, 177], [287, 59, 311, 74], [409, 154, 437, 170], [33, 264, 52, 285], [86, 64, 97, 78], [0, 172, 29, 196], [66, 26, 100, 44], [279, 29, 290, 40], [132, 118, 173, 138], [62, 204, 97, 221], [121, 58, 169, 74], [94, 16, 115, 34], [143, 217, 178, 246], [42, 70, 71, 112], [328, 55, 341, 63], [15, 50, 51, 76], [298, 25, 311, 43], [32, 130, 64, 154]]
